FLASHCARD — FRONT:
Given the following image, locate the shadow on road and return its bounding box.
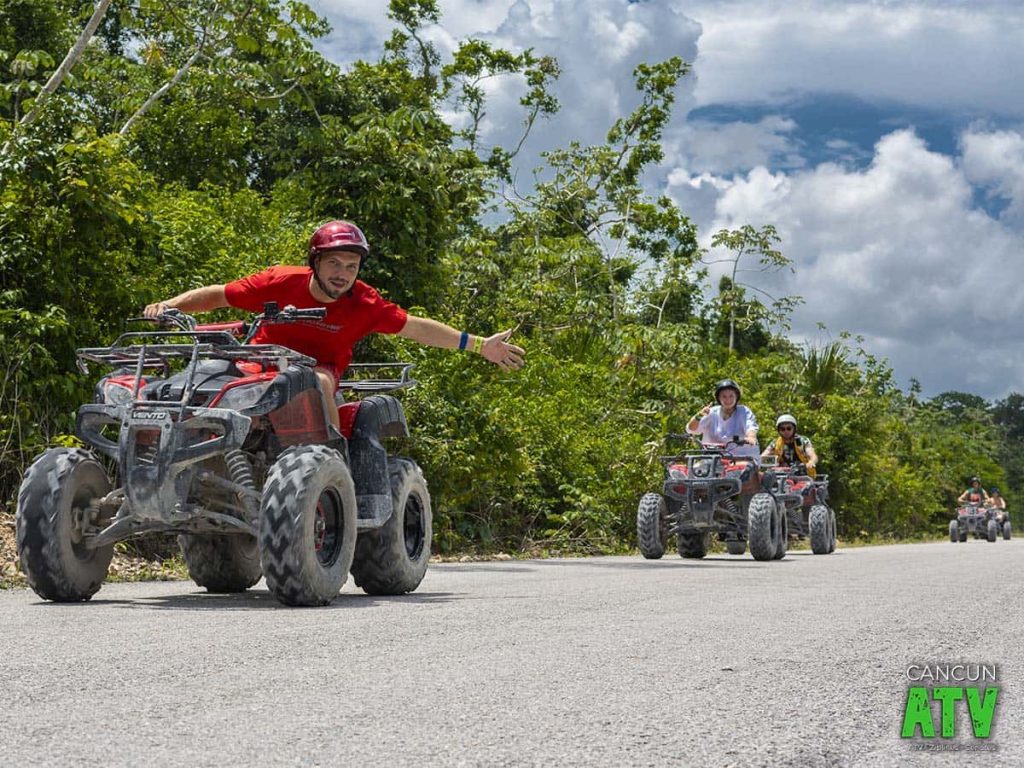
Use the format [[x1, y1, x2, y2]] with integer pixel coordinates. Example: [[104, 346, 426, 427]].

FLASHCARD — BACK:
[[68, 589, 465, 611]]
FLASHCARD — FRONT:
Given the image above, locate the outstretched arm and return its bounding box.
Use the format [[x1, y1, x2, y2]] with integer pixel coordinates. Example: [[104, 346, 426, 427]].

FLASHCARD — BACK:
[[397, 315, 525, 371], [144, 285, 228, 318]]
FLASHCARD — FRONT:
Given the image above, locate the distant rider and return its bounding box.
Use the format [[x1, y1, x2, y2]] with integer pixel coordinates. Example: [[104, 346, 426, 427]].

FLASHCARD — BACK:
[[686, 379, 760, 460], [987, 487, 1008, 524], [761, 413, 819, 477], [957, 477, 989, 506]]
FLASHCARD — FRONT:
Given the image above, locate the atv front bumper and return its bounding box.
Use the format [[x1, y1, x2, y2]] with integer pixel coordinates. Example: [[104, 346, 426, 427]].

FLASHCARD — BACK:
[[77, 403, 252, 523]]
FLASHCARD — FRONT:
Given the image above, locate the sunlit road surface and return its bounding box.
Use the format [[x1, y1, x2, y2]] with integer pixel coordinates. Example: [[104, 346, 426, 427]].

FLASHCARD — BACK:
[[1, 540, 1021, 767]]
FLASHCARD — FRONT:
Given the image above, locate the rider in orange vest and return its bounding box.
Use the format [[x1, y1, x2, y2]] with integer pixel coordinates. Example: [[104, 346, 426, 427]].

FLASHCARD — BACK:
[[761, 413, 818, 477]]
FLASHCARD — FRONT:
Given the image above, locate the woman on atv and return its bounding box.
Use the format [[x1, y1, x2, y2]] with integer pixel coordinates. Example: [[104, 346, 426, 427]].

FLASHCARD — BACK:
[[761, 414, 819, 477], [957, 477, 989, 505], [987, 487, 1008, 522], [686, 379, 761, 460]]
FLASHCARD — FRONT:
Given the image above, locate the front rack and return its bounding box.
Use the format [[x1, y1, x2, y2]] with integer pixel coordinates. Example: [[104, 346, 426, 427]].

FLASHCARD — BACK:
[[77, 329, 317, 374]]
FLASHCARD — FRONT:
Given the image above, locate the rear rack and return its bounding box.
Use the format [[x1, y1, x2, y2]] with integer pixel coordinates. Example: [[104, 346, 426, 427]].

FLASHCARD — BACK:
[[337, 363, 418, 393]]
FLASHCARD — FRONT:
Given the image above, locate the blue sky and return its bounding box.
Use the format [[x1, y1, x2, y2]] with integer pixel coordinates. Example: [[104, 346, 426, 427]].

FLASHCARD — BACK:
[[311, 0, 1024, 400]]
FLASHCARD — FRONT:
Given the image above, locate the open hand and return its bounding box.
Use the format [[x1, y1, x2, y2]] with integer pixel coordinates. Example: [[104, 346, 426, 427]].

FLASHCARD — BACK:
[[480, 330, 525, 371]]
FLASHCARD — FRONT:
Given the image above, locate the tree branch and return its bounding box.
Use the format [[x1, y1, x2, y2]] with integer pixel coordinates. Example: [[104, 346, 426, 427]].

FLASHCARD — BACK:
[[20, 0, 114, 127]]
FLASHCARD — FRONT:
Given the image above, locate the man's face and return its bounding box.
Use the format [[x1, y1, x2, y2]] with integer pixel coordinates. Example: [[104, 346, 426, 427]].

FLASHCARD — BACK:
[[316, 250, 362, 299], [777, 423, 795, 442]]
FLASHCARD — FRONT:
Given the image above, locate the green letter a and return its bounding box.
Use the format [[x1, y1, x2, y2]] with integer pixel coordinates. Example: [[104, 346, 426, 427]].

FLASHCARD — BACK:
[[901, 687, 934, 738], [966, 687, 999, 738]]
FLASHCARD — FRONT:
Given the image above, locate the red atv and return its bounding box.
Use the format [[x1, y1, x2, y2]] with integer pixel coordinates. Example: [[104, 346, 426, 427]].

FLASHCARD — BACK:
[[950, 502, 1009, 543], [16, 304, 431, 606], [762, 458, 836, 554], [636, 435, 787, 561]]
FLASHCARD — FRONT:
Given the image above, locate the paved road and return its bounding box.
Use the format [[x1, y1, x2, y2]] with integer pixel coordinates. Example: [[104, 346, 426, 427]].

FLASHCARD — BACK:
[[1, 540, 1021, 767]]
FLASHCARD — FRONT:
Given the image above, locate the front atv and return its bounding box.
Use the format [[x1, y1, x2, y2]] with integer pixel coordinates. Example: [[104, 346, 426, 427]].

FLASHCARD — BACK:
[[949, 502, 998, 543], [637, 436, 788, 562], [16, 305, 432, 606]]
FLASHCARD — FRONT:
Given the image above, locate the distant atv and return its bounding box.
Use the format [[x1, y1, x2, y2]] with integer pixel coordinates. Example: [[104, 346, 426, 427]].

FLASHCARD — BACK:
[[636, 435, 787, 562], [16, 305, 431, 606], [946, 501, 1003, 544], [949, 502, 1009, 543], [763, 458, 836, 555]]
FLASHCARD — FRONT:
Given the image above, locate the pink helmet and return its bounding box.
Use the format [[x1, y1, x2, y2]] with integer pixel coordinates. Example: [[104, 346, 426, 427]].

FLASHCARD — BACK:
[[307, 220, 370, 267]]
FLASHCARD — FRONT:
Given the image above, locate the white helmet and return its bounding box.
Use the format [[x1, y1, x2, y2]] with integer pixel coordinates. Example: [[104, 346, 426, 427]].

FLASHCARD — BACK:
[[776, 414, 797, 428]]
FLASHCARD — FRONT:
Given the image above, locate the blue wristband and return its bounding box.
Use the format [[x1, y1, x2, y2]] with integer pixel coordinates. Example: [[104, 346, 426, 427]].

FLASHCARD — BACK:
[[458, 331, 469, 351]]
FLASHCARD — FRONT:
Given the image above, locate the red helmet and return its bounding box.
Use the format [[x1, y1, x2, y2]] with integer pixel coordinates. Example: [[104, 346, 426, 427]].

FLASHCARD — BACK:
[[307, 220, 370, 268]]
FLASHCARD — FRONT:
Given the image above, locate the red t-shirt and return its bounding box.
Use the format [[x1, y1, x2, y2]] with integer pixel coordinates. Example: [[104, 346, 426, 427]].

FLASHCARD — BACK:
[[224, 266, 408, 375]]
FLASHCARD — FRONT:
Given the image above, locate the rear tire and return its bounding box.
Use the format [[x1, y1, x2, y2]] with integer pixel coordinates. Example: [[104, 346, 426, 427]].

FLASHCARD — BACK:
[[677, 531, 710, 559], [636, 493, 668, 559], [259, 445, 357, 606], [959, 531, 967, 543], [987, 519, 998, 542], [810, 505, 830, 554], [179, 534, 261, 593], [828, 509, 837, 552], [16, 448, 114, 602], [747, 493, 779, 561], [1003, 521, 1012, 540], [725, 539, 746, 556], [949, 520, 958, 543], [351, 458, 432, 595]]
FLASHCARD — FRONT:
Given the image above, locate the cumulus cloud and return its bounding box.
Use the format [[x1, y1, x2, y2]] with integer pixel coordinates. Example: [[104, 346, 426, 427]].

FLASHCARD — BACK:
[[311, 1, 1022, 397], [682, 0, 1024, 116], [671, 128, 1024, 397]]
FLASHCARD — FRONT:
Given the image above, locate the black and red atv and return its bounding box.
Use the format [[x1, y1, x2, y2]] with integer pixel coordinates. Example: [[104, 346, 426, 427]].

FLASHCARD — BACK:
[[16, 304, 431, 606], [950, 502, 1009, 543], [762, 459, 836, 554], [636, 435, 788, 562]]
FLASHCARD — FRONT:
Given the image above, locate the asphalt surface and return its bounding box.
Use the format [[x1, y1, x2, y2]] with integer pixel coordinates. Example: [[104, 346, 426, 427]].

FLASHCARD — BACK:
[[1, 539, 1021, 767]]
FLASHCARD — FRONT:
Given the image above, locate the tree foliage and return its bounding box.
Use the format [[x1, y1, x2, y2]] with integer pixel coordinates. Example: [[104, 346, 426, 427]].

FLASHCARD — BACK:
[[1, 0, 1016, 550]]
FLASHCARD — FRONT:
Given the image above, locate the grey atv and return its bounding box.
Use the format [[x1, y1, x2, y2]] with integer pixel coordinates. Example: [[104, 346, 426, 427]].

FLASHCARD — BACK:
[[16, 305, 431, 606], [761, 457, 837, 555], [949, 502, 1004, 543]]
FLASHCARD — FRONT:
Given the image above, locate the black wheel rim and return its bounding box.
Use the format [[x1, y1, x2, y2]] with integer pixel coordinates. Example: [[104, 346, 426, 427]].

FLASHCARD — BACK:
[[70, 472, 102, 561], [403, 493, 425, 560], [313, 488, 343, 567]]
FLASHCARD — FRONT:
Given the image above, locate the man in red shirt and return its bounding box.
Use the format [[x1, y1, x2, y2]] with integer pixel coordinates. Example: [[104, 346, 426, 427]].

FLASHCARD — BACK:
[[144, 220, 524, 430]]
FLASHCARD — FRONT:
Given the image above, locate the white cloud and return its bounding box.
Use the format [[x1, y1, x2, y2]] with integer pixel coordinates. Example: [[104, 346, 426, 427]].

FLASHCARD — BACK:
[[681, 0, 1024, 115], [673, 128, 1024, 398]]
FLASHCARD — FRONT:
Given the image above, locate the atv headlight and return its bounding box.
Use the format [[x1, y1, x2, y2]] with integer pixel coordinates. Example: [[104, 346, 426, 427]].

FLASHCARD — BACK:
[[692, 459, 713, 478], [213, 381, 274, 411], [103, 382, 135, 405]]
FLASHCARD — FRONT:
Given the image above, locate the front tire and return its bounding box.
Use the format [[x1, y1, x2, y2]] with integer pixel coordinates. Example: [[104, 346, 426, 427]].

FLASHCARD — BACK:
[[1004, 521, 1012, 540], [259, 445, 357, 606], [636, 493, 668, 559], [16, 448, 114, 602], [772, 509, 789, 560], [810, 505, 831, 554], [747, 493, 780, 561], [351, 458, 432, 595], [949, 520, 958, 543], [179, 534, 262, 593], [987, 519, 998, 542]]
